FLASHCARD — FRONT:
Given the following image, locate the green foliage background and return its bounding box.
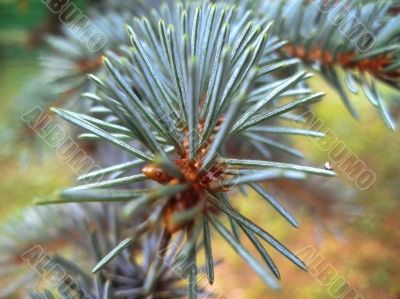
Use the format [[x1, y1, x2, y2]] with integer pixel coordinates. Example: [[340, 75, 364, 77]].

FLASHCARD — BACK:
[[0, 1, 399, 298]]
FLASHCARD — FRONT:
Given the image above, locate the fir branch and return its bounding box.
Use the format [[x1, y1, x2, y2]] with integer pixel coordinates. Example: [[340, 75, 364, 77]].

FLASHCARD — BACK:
[[46, 0, 333, 292], [258, 0, 400, 128]]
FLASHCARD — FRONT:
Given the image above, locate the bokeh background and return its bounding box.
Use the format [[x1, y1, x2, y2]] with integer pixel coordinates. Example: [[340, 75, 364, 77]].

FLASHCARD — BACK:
[[0, 1, 399, 298]]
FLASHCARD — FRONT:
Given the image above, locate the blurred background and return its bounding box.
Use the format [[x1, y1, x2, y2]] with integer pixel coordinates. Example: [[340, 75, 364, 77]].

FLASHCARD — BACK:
[[0, 1, 399, 298]]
